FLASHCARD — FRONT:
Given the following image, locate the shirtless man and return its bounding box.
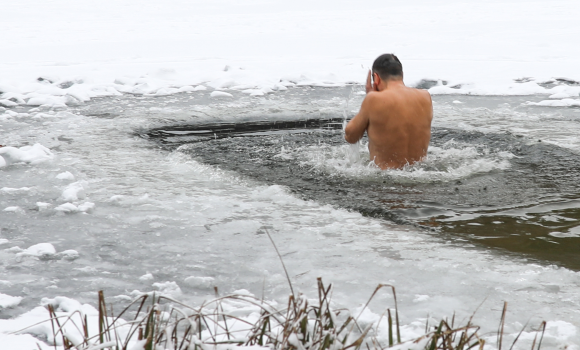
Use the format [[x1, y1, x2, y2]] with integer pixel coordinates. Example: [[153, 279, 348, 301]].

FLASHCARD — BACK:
[[345, 54, 433, 169]]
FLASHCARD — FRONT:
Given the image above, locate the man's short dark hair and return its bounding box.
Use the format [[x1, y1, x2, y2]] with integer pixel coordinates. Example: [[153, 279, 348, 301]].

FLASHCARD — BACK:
[[372, 54, 403, 80]]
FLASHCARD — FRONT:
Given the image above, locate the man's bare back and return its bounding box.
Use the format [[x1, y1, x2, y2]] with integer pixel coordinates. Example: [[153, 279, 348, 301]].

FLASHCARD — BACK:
[[345, 54, 433, 169]]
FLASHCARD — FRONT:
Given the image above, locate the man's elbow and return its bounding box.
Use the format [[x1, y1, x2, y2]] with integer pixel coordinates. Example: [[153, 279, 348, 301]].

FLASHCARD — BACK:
[[344, 129, 359, 144]]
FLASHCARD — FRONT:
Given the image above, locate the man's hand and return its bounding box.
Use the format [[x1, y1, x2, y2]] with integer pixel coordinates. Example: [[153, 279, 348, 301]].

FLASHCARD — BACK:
[[365, 70, 377, 94]]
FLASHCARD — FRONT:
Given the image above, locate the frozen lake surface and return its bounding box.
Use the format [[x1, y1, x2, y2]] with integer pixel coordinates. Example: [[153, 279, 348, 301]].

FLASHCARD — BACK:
[[2, 87, 580, 348]]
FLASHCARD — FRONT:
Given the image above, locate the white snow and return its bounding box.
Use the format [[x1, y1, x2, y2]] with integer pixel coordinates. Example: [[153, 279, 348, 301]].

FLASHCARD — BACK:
[[0, 0, 579, 108], [0, 293, 23, 309]]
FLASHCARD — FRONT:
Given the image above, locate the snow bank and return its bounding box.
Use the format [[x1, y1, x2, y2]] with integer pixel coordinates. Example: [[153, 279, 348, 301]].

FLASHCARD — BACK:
[[1, 0, 580, 109], [0, 297, 131, 349]]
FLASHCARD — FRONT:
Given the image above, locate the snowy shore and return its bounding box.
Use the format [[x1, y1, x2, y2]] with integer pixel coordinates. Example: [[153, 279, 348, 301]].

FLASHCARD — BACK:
[[2, 0, 580, 107]]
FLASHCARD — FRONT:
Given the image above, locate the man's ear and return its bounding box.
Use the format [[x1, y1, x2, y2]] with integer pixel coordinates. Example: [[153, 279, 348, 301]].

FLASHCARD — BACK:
[[373, 73, 380, 89]]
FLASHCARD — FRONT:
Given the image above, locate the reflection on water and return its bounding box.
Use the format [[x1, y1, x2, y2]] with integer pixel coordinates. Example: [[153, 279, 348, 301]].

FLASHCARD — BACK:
[[146, 119, 580, 270]]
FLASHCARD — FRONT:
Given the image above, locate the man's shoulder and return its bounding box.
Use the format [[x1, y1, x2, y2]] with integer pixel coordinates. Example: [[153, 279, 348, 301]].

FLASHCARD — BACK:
[[406, 86, 431, 95], [362, 91, 383, 107], [404, 87, 432, 105]]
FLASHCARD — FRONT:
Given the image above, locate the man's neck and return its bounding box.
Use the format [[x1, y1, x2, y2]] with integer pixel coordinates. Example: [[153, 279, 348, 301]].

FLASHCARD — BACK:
[[378, 79, 405, 91]]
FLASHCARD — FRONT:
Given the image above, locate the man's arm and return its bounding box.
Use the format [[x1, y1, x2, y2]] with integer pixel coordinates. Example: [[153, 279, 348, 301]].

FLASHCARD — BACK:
[[344, 94, 373, 144]]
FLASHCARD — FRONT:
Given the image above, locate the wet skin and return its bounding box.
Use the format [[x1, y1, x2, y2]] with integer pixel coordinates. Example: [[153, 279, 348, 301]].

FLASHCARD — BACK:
[[344, 71, 433, 169]]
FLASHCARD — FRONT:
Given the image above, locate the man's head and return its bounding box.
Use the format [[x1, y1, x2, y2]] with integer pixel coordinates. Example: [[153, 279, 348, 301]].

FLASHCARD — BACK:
[[372, 54, 403, 82]]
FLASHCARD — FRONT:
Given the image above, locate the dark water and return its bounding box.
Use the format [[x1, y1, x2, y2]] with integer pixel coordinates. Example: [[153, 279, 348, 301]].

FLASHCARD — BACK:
[[143, 117, 580, 271]]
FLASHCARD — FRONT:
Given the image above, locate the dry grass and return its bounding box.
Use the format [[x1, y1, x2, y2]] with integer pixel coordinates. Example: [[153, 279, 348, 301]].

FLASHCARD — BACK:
[[12, 277, 547, 350]]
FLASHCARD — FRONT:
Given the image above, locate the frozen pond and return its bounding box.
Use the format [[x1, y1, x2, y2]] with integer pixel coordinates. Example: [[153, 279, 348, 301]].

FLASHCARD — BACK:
[[1, 86, 580, 347]]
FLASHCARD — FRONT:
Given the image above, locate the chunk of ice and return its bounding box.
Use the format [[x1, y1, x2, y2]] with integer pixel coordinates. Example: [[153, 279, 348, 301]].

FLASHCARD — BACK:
[[77, 202, 95, 213], [0, 99, 18, 107], [525, 99, 580, 107], [152, 281, 182, 298], [26, 96, 66, 106], [58, 250, 80, 260], [55, 202, 79, 213], [3, 206, 23, 213], [56, 171, 75, 180], [184, 276, 215, 289], [0, 143, 54, 165], [16, 243, 56, 258], [0, 293, 23, 309], [1, 187, 31, 193], [60, 181, 86, 201], [139, 273, 154, 281], [210, 91, 233, 98], [36, 202, 51, 211], [413, 295, 430, 302]]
